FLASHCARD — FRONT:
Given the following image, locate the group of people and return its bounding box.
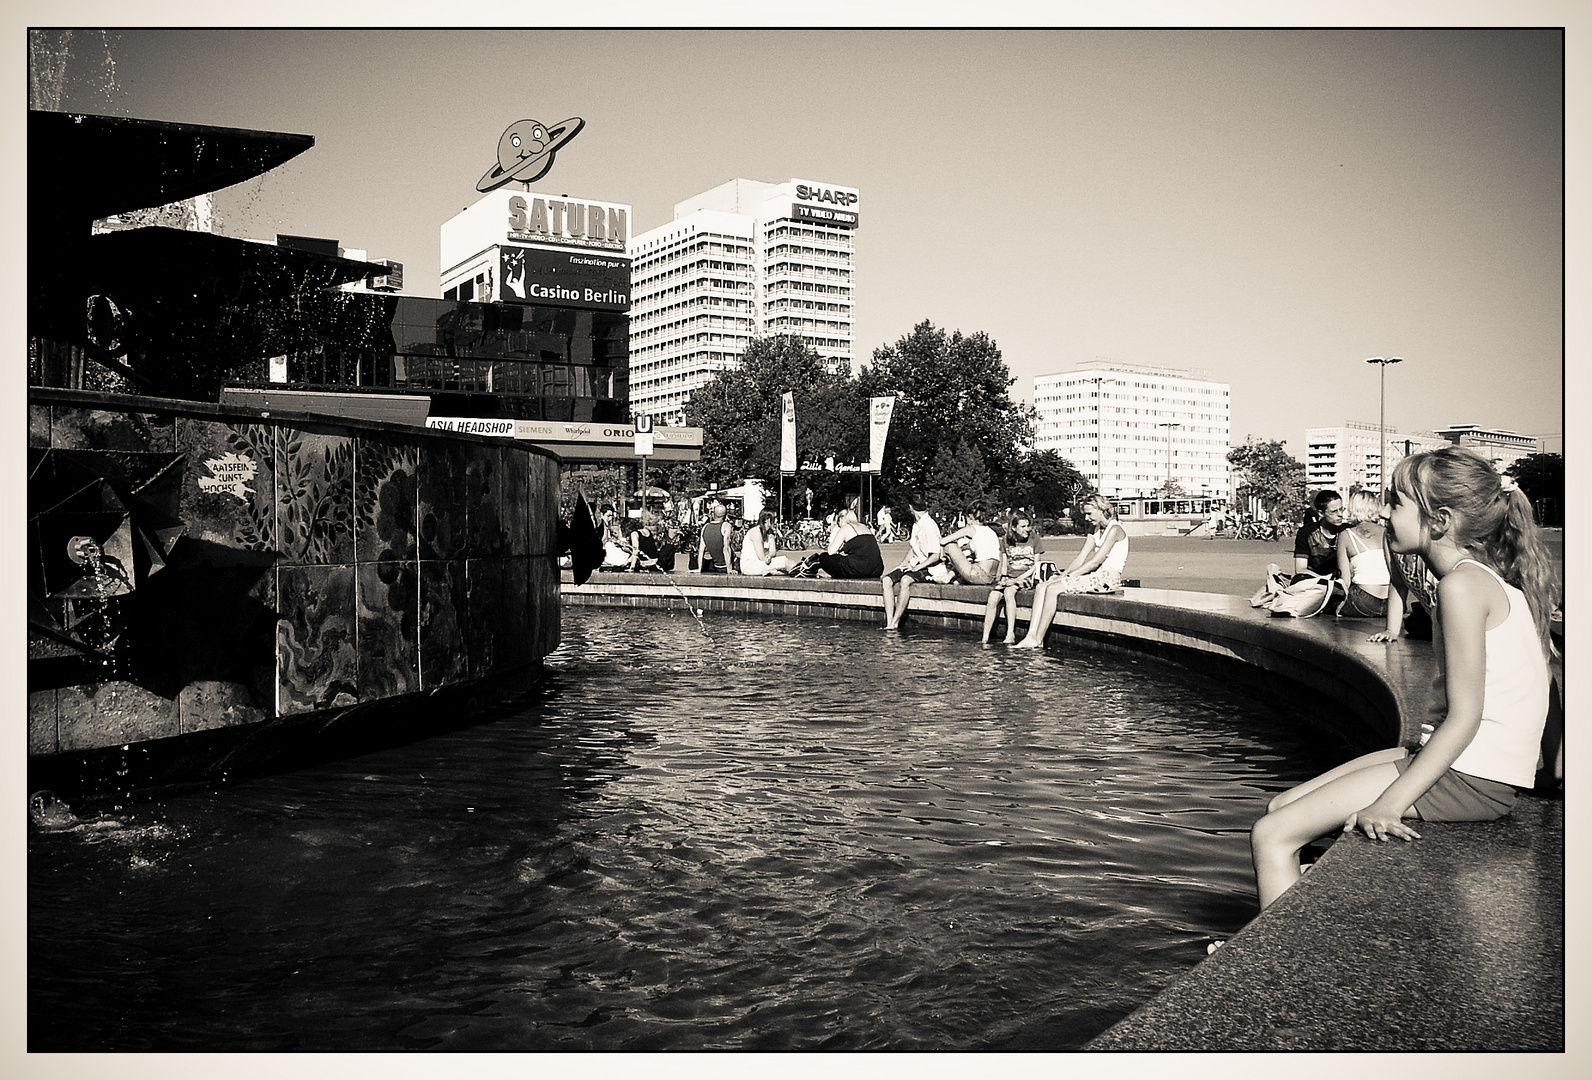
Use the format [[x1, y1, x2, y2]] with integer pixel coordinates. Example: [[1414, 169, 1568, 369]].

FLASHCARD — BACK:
[[876, 491, 1131, 641], [576, 446, 1556, 930], [1250, 485, 1415, 626]]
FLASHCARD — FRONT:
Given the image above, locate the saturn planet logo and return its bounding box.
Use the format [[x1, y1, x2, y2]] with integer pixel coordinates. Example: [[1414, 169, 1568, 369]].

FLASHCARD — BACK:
[[476, 117, 586, 192]]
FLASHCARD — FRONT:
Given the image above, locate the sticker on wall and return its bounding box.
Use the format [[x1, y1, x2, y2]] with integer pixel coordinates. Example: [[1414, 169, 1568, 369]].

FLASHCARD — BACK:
[[476, 116, 585, 192], [199, 452, 258, 501]]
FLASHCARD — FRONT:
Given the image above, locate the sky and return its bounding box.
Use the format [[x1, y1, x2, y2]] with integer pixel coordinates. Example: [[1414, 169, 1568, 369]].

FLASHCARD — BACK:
[[24, 18, 1572, 461]]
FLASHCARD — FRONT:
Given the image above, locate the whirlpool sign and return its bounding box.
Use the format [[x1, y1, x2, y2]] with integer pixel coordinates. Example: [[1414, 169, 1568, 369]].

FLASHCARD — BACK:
[[499, 245, 631, 312]]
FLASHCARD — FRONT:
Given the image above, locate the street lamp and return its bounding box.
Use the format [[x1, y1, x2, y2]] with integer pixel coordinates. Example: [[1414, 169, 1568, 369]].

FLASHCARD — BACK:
[[1157, 421, 1182, 497], [1365, 357, 1403, 492]]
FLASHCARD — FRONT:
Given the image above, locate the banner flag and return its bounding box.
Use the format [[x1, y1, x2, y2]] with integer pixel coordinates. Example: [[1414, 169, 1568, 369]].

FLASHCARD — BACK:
[[780, 392, 797, 473], [868, 396, 896, 472]]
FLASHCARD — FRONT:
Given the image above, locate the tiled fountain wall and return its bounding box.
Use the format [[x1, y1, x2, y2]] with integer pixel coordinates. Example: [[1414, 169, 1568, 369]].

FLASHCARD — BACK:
[[28, 391, 561, 757]]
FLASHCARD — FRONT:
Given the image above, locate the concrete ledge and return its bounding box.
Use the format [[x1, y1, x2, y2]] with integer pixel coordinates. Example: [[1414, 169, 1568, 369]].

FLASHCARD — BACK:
[[563, 569, 1564, 1051]]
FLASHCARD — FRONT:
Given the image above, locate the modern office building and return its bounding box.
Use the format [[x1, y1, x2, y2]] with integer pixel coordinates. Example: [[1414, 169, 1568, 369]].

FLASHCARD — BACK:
[[1432, 424, 1539, 471], [1033, 360, 1231, 499], [627, 178, 858, 423], [1305, 422, 1531, 493]]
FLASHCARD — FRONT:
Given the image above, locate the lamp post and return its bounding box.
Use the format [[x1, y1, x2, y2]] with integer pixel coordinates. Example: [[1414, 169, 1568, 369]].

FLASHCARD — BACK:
[[1157, 421, 1181, 497], [1365, 357, 1403, 492]]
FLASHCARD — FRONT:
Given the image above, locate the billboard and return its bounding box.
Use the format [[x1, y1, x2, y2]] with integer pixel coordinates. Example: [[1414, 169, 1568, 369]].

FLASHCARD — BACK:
[[791, 203, 859, 229], [499, 245, 630, 311]]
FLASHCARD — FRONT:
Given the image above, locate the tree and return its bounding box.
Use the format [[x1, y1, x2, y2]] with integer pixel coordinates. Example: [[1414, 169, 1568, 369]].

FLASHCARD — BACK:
[[1227, 440, 1305, 521], [1000, 450, 1090, 519], [858, 321, 1031, 500], [1505, 452, 1563, 527], [683, 335, 865, 488], [925, 439, 991, 520]]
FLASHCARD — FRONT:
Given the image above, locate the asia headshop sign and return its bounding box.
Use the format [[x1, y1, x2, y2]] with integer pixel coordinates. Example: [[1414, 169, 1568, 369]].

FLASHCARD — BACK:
[[791, 179, 860, 229], [500, 245, 631, 312]]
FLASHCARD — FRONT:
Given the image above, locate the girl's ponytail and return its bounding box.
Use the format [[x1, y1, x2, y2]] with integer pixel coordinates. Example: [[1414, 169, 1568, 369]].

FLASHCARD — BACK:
[[1396, 447, 1560, 658], [1488, 484, 1560, 658]]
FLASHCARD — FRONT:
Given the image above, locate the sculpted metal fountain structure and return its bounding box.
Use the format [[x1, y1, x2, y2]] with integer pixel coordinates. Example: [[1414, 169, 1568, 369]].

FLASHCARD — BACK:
[[28, 110, 562, 796]]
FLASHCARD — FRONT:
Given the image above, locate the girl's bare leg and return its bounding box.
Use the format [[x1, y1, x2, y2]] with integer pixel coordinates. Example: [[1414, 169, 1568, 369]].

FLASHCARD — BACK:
[[1002, 586, 1020, 642], [1250, 757, 1413, 908], [1013, 580, 1055, 648], [982, 591, 1002, 643], [1266, 747, 1409, 813]]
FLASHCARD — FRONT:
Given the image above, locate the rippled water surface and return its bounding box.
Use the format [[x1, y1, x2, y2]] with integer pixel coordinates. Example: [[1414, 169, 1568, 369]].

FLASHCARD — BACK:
[[29, 608, 1344, 1051]]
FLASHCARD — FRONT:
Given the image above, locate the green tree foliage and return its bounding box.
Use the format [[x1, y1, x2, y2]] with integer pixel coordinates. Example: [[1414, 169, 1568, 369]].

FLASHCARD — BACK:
[[684, 335, 864, 487], [1505, 452, 1563, 527], [926, 439, 991, 519], [1000, 450, 1091, 519], [858, 321, 1032, 500], [1227, 440, 1306, 520]]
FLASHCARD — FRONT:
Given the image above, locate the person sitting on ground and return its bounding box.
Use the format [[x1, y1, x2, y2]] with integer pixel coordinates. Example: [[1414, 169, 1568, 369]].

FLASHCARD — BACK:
[[1014, 495, 1130, 649], [874, 505, 895, 543], [807, 496, 885, 579], [939, 506, 1002, 585], [1293, 489, 1348, 582], [880, 491, 943, 630], [982, 512, 1043, 644], [1335, 490, 1391, 619], [697, 498, 733, 574], [626, 509, 671, 573], [600, 504, 632, 569], [1370, 539, 1441, 643], [740, 509, 792, 576]]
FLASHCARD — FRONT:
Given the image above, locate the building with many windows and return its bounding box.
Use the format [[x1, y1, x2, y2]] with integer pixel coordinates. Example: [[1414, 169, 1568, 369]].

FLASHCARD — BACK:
[[1033, 360, 1231, 499], [1431, 424, 1539, 471], [627, 178, 858, 422], [1304, 421, 1535, 493], [1304, 422, 1448, 494]]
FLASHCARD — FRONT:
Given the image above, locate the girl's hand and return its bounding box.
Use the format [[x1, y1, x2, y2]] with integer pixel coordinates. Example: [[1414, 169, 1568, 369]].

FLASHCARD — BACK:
[[1343, 800, 1421, 843], [1368, 630, 1402, 643]]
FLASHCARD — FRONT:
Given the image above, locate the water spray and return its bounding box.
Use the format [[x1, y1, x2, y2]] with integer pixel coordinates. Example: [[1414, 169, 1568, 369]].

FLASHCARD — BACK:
[[657, 570, 713, 644]]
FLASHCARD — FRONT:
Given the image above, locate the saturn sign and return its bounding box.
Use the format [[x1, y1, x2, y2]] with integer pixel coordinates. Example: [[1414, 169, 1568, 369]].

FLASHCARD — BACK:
[[477, 116, 586, 192]]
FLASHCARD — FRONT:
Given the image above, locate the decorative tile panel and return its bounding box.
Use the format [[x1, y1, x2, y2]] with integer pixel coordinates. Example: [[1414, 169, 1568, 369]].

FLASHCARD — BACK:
[[29, 405, 50, 448], [50, 407, 176, 452], [418, 440, 469, 561], [355, 439, 419, 563], [276, 428, 355, 566], [176, 418, 277, 566], [276, 563, 359, 716], [357, 561, 420, 698], [465, 446, 507, 557], [500, 448, 530, 556], [419, 560, 469, 688]]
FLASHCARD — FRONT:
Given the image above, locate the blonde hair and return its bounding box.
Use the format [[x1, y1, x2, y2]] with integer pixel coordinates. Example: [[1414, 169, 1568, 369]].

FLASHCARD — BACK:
[[1390, 447, 1558, 656], [1345, 491, 1382, 525], [1078, 494, 1118, 521]]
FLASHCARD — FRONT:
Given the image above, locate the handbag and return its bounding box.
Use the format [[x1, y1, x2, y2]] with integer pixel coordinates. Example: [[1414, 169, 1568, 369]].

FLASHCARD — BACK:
[[1263, 574, 1342, 618]]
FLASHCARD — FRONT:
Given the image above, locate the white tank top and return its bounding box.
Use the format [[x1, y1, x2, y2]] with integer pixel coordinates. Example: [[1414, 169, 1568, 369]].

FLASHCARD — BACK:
[[1446, 559, 1550, 788], [1093, 526, 1130, 578], [1344, 527, 1391, 589]]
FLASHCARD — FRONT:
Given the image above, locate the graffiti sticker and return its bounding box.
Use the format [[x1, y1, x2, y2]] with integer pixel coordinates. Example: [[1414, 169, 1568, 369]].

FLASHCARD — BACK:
[[200, 452, 257, 501]]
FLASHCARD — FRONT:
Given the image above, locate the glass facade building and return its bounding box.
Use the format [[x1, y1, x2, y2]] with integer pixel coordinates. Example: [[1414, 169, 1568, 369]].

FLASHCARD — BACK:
[[228, 293, 629, 423]]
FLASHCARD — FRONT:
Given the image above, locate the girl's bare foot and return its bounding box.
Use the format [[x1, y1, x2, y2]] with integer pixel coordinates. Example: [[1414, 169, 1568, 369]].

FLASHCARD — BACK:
[[1012, 639, 1040, 649]]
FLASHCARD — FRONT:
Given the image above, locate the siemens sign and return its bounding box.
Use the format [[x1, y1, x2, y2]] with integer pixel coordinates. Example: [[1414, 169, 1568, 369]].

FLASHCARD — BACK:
[[500, 245, 631, 311]]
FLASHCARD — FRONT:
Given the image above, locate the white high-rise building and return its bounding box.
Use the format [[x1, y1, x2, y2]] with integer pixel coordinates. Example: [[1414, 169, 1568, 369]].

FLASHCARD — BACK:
[[1304, 422, 1448, 493], [627, 178, 858, 422], [1033, 360, 1231, 499]]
